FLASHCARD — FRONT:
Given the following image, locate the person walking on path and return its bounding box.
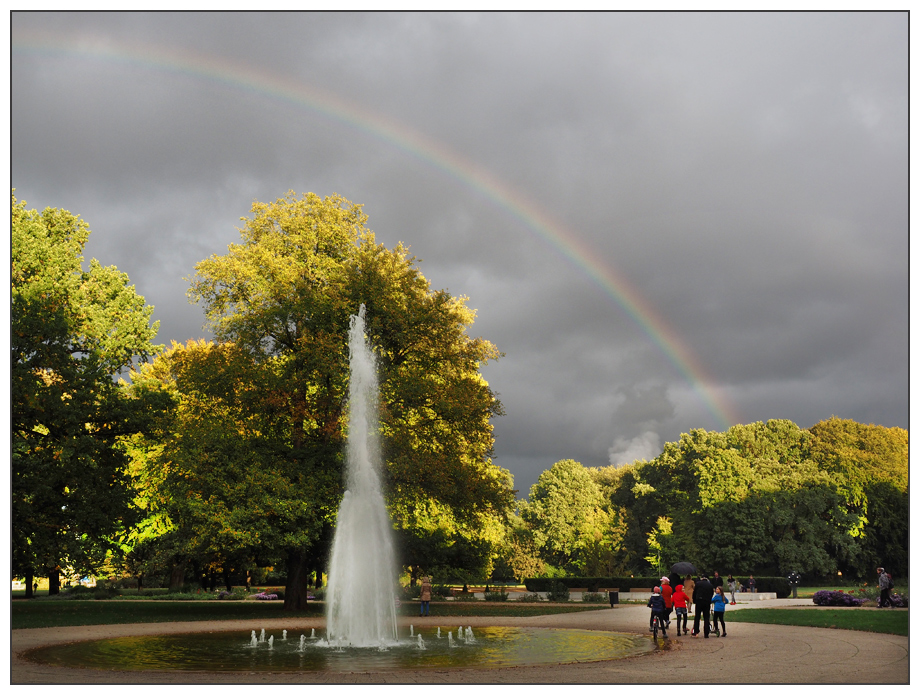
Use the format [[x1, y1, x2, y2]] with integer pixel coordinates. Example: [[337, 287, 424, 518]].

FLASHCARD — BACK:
[[420, 576, 432, 616], [683, 574, 695, 616], [877, 567, 892, 608], [672, 582, 689, 635], [660, 577, 674, 627], [726, 574, 738, 604], [691, 575, 714, 637], [711, 586, 728, 636]]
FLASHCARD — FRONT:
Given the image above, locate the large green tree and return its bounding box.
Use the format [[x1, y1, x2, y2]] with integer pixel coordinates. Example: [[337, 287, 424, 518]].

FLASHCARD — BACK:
[[124, 339, 336, 592], [519, 459, 605, 572], [183, 191, 513, 608], [11, 193, 162, 595], [808, 417, 908, 577], [607, 419, 906, 579]]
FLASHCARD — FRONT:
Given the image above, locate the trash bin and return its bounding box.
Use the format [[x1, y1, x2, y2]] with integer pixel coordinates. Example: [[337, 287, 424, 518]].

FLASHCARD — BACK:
[[609, 591, 618, 607]]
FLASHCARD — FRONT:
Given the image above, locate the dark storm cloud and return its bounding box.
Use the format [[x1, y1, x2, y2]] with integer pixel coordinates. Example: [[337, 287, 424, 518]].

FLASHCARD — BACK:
[[11, 11, 908, 494]]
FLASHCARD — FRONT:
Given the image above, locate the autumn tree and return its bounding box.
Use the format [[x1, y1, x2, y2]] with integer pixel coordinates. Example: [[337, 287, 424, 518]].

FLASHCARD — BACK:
[[808, 417, 908, 577], [124, 340, 337, 592], [184, 191, 513, 607], [519, 459, 606, 572], [11, 193, 162, 595]]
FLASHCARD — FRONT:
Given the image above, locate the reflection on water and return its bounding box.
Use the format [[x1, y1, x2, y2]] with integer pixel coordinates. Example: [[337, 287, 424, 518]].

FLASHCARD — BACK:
[[26, 626, 653, 672]]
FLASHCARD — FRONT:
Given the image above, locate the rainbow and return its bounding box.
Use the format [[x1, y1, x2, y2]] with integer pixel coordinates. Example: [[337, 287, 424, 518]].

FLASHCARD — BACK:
[[12, 33, 739, 430]]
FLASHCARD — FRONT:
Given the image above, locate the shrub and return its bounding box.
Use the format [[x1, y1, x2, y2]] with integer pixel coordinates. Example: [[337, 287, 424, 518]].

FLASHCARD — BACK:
[[516, 592, 543, 602], [546, 580, 570, 602], [484, 590, 509, 602], [401, 584, 421, 600], [217, 587, 249, 601], [253, 592, 279, 601], [453, 592, 478, 602], [582, 592, 607, 603], [812, 590, 868, 607], [888, 593, 909, 608]]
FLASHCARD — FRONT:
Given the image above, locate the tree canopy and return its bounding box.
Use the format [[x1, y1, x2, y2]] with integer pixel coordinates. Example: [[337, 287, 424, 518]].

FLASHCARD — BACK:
[[11, 193, 162, 591], [142, 191, 516, 604]]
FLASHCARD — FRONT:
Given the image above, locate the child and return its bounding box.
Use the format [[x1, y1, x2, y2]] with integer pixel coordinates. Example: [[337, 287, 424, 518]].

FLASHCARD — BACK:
[[647, 586, 668, 638], [660, 577, 673, 627], [711, 585, 728, 636], [672, 582, 689, 635]]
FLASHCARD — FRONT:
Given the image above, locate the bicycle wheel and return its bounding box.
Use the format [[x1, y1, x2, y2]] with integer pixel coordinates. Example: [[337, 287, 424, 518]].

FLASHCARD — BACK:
[[653, 618, 659, 639]]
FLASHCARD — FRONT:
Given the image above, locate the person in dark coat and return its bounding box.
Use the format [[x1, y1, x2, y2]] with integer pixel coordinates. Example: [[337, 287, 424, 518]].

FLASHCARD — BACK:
[[877, 567, 892, 608], [647, 586, 668, 638], [691, 575, 714, 637], [711, 571, 724, 591]]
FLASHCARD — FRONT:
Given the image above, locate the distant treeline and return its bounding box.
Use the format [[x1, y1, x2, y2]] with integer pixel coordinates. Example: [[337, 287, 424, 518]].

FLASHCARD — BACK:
[[495, 418, 907, 583]]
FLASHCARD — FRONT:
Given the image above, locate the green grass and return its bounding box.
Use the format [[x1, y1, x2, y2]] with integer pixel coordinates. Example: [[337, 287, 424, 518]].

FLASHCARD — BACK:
[[725, 608, 907, 636], [11, 599, 601, 630]]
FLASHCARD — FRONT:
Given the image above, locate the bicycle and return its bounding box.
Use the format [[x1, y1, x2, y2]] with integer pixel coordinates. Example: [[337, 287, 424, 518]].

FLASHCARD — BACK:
[[651, 610, 669, 639]]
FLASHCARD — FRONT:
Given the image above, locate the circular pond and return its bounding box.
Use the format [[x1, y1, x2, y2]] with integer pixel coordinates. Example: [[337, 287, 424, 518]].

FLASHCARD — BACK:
[[25, 626, 653, 672]]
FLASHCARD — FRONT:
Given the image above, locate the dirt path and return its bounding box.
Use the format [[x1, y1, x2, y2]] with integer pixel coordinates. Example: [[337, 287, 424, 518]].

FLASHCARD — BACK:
[[12, 603, 908, 684]]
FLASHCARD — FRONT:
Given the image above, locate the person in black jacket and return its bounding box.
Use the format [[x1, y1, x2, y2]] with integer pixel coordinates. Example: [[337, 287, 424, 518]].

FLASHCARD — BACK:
[[691, 575, 714, 637], [647, 586, 668, 638]]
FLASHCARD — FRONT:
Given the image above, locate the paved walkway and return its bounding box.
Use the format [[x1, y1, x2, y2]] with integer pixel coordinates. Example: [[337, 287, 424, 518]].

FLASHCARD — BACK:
[[11, 600, 908, 684]]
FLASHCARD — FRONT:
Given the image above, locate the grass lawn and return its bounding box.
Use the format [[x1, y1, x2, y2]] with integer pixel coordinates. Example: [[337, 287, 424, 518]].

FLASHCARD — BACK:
[[11, 599, 601, 630], [725, 608, 907, 636]]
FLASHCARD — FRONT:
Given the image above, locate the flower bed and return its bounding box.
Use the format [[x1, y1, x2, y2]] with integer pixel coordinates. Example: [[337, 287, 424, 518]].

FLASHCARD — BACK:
[[812, 590, 868, 607], [253, 592, 279, 601]]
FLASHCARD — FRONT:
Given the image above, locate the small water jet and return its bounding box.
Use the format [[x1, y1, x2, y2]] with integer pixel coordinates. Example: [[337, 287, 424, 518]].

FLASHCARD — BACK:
[[282, 630, 287, 640], [268, 636, 274, 650], [325, 305, 399, 648], [28, 627, 654, 672]]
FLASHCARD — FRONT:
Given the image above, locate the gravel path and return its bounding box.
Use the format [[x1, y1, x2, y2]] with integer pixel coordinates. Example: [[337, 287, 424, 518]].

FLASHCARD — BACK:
[[11, 600, 908, 684]]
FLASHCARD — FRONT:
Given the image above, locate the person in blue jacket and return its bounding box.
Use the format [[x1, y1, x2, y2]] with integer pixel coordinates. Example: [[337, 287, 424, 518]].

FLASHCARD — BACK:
[[711, 585, 728, 636]]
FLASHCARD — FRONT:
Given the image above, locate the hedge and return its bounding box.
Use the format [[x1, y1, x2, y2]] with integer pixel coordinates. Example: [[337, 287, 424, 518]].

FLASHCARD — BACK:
[[523, 576, 791, 598]]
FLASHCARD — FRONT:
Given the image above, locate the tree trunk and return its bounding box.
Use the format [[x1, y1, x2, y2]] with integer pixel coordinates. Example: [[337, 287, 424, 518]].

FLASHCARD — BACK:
[[24, 568, 33, 599], [223, 567, 233, 592], [169, 560, 187, 592], [284, 549, 311, 611], [48, 567, 60, 595]]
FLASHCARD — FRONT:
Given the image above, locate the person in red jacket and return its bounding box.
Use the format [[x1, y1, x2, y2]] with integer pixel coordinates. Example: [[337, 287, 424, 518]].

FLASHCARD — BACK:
[[672, 582, 689, 635], [660, 576, 674, 627]]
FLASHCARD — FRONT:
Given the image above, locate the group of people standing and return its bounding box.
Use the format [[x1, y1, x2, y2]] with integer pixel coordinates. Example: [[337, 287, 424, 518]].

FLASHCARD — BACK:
[[648, 570, 739, 638]]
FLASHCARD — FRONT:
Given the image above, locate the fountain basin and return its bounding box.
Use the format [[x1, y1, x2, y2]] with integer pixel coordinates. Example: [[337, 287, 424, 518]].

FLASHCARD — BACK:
[[23, 626, 653, 672]]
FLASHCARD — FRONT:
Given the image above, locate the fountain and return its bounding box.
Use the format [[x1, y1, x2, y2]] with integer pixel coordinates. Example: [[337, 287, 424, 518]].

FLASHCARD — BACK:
[[20, 311, 656, 677], [325, 305, 400, 648]]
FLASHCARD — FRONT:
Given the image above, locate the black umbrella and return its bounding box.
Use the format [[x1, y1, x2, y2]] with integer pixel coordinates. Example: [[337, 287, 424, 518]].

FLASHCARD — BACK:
[[671, 562, 697, 576]]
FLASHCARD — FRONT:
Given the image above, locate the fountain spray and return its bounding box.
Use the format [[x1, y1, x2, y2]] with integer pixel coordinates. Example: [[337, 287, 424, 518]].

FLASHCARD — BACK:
[[325, 305, 399, 647]]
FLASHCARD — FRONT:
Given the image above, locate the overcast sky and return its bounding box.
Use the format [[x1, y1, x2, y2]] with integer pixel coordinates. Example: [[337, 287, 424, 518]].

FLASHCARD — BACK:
[[11, 12, 908, 495]]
